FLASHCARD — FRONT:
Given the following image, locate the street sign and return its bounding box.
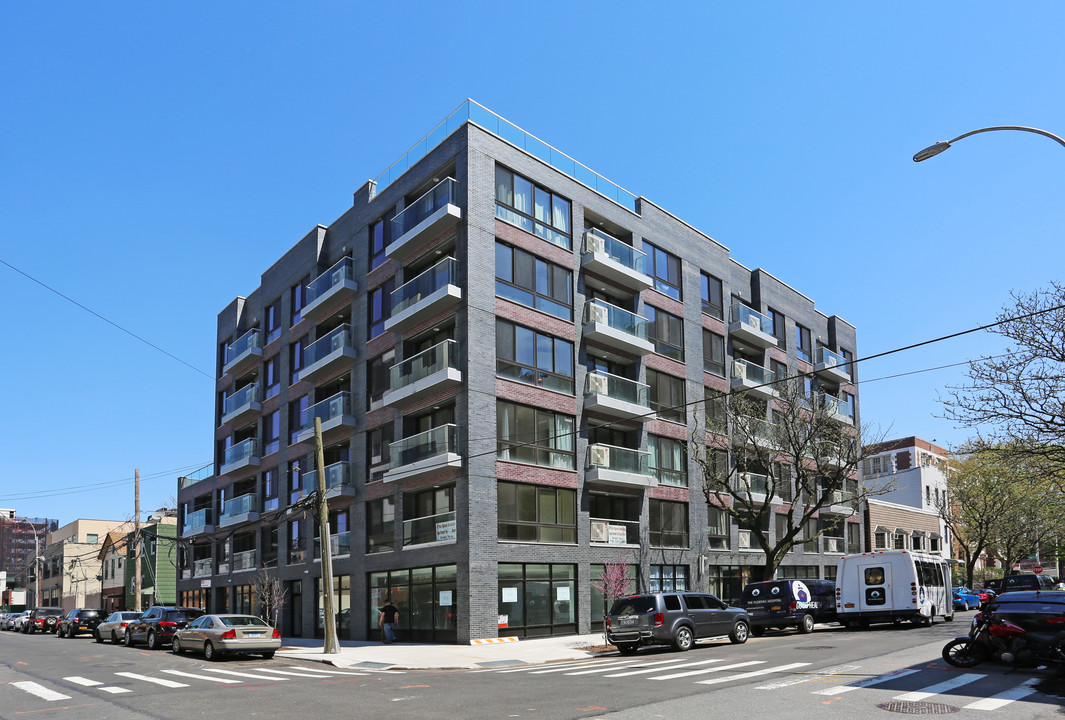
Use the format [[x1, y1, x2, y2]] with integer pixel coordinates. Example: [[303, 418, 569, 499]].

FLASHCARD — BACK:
[[1034, 566, 1044, 574]]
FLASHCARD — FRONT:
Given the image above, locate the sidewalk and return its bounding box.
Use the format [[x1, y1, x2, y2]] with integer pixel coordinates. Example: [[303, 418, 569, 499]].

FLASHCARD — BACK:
[[276, 633, 614, 670]]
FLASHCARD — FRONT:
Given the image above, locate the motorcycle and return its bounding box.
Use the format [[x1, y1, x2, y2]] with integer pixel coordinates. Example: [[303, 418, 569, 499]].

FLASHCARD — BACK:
[[942, 611, 1065, 669]]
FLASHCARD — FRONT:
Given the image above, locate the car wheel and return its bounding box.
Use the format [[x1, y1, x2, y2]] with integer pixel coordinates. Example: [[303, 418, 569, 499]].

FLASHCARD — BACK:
[[146, 631, 159, 650], [172, 637, 183, 655], [672, 626, 694, 652], [111, 630, 119, 644], [125, 630, 135, 647], [616, 643, 638, 656], [261, 651, 275, 660], [204, 640, 220, 661], [750, 625, 765, 637], [94, 630, 104, 644], [799, 614, 815, 634], [729, 620, 749, 644]]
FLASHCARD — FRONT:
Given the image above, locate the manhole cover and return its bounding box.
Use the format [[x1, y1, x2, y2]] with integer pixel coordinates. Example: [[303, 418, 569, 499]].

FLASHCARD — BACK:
[[876, 702, 960, 715]]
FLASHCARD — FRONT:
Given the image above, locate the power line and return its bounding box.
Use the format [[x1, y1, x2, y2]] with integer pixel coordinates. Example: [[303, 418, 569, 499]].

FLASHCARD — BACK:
[[0, 463, 210, 502]]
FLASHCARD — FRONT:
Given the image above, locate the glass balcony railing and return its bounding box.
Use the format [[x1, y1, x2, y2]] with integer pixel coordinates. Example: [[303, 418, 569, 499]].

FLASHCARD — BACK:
[[184, 508, 212, 533], [231, 549, 256, 572], [582, 229, 646, 273], [314, 531, 352, 559], [403, 510, 457, 546], [303, 325, 355, 367], [306, 257, 354, 305], [820, 393, 855, 421], [223, 384, 260, 416], [823, 536, 846, 554], [301, 461, 353, 495], [179, 464, 214, 489], [301, 392, 352, 432], [391, 256, 458, 315], [225, 328, 261, 365], [585, 371, 649, 407], [735, 472, 770, 495], [584, 299, 649, 340], [733, 359, 776, 386], [588, 443, 651, 476], [590, 518, 640, 545], [390, 340, 459, 392], [730, 304, 774, 336], [391, 178, 460, 239], [737, 416, 776, 443], [192, 559, 213, 578], [815, 346, 847, 370], [223, 438, 259, 467], [222, 493, 259, 519], [389, 425, 457, 469]]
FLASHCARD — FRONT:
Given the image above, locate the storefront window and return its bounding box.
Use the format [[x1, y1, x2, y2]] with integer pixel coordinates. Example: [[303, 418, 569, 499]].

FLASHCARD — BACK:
[[497, 563, 576, 638], [368, 565, 457, 643], [315, 574, 350, 638], [590, 564, 637, 630]]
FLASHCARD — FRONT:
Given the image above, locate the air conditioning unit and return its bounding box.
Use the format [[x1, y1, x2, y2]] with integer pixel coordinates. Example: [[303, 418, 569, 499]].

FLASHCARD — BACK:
[[732, 361, 747, 380], [331, 331, 345, 351], [746, 314, 761, 332], [331, 268, 344, 286], [589, 303, 609, 325], [585, 231, 605, 255], [590, 521, 609, 543], [587, 373, 609, 395], [329, 397, 344, 417], [823, 355, 837, 367], [589, 445, 611, 467], [738, 530, 751, 549]]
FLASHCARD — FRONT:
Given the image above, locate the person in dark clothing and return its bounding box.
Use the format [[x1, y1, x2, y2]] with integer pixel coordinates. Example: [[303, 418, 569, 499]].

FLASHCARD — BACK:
[[378, 600, 398, 644]]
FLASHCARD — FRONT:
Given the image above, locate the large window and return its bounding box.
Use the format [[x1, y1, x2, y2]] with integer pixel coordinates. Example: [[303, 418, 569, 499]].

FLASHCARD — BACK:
[[497, 481, 576, 544], [591, 563, 637, 629], [366, 423, 393, 483], [496, 319, 574, 393], [649, 500, 689, 548], [289, 340, 303, 385], [648, 435, 687, 487], [497, 401, 575, 469], [366, 497, 394, 553], [645, 241, 682, 300], [498, 563, 576, 638], [770, 309, 787, 349], [795, 323, 812, 363], [647, 369, 686, 424], [707, 506, 729, 550], [265, 300, 281, 344], [702, 329, 725, 376], [263, 357, 280, 399], [369, 564, 457, 643], [495, 241, 573, 320], [366, 353, 391, 408], [495, 167, 572, 249], [700, 272, 723, 319], [263, 410, 280, 455], [646, 305, 684, 361], [369, 213, 392, 272], [704, 388, 727, 434], [290, 277, 307, 327], [287, 396, 308, 445], [403, 486, 455, 546], [650, 564, 688, 592], [368, 278, 396, 339]]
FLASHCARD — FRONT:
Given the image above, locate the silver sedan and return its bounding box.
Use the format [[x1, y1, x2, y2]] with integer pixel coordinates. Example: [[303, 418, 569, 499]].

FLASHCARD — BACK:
[[171, 614, 281, 661], [95, 611, 144, 644]]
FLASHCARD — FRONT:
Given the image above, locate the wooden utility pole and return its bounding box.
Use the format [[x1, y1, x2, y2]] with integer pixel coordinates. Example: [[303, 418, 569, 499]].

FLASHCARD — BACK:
[[314, 418, 339, 654], [133, 469, 142, 612]]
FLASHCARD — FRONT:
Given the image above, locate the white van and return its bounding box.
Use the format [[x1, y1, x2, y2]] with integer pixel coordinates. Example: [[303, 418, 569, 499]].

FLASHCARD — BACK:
[[835, 550, 954, 627]]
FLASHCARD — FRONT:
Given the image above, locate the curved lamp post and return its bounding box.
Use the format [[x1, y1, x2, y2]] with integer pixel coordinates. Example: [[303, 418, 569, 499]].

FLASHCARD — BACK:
[[914, 125, 1065, 162]]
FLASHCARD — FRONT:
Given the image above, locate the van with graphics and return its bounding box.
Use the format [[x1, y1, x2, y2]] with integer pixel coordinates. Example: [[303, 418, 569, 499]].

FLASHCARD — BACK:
[[739, 579, 837, 635], [835, 550, 954, 628]]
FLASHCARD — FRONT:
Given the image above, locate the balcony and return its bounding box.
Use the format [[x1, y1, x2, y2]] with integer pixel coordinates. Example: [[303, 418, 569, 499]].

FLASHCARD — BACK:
[[403, 510, 457, 546], [819, 393, 854, 425], [294, 392, 356, 444], [728, 305, 777, 349], [182, 509, 214, 537], [383, 424, 461, 482], [590, 517, 640, 545], [582, 299, 654, 356], [586, 444, 657, 488], [734, 471, 769, 502], [387, 178, 463, 261], [219, 493, 260, 528], [223, 328, 262, 376], [583, 371, 655, 422], [219, 438, 260, 476], [300, 325, 357, 383], [580, 229, 652, 292], [192, 559, 213, 578], [730, 359, 778, 400], [386, 256, 462, 332], [814, 346, 851, 385], [302, 257, 357, 323], [220, 383, 261, 427], [314, 531, 352, 559], [822, 536, 846, 554], [301, 461, 356, 500], [231, 549, 257, 572], [382, 340, 462, 407]]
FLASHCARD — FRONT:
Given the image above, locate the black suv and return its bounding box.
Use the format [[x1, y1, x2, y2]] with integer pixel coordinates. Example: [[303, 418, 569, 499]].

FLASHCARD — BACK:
[[57, 608, 106, 638], [23, 607, 64, 634], [125, 606, 205, 650], [739, 579, 837, 635], [999, 574, 1057, 594], [606, 592, 750, 654]]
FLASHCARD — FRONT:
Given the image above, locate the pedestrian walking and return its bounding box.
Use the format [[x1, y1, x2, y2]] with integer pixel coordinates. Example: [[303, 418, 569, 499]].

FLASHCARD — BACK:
[[379, 599, 398, 644]]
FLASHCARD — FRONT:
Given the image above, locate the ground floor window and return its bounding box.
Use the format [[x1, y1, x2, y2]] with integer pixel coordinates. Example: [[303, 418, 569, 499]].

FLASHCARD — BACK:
[[649, 564, 688, 592], [777, 565, 820, 580], [233, 584, 255, 614], [368, 565, 457, 643], [180, 588, 208, 611], [498, 563, 576, 638], [590, 563, 637, 631], [706, 565, 754, 605], [315, 574, 350, 638], [823, 565, 837, 581], [286, 580, 302, 637]]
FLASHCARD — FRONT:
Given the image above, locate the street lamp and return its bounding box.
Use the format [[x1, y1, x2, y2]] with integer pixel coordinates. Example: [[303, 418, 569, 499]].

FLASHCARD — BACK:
[[913, 125, 1065, 162]]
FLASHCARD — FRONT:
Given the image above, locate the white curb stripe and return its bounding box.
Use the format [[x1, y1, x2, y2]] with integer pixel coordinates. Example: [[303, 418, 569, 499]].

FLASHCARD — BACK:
[[252, 668, 336, 678]]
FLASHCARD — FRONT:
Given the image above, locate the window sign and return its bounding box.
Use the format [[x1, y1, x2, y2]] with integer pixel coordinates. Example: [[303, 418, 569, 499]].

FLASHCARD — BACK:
[[502, 587, 519, 603], [439, 590, 453, 607], [436, 518, 457, 542], [556, 586, 571, 602]]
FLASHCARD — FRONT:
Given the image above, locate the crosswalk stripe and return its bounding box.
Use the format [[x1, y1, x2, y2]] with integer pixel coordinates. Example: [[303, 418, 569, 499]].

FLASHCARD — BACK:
[[192, 668, 288, 681], [893, 672, 985, 702], [11, 681, 71, 701], [696, 662, 812, 685], [756, 664, 862, 690], [567, 657, 691, 676], [605, 658, 725, 678], [812, 668, 920, 695], [499, 659, 627, 674], [529, 659, 633, 675], [98, 686, 133, 694], [114, 672, 189, 688], [64, 676, 101, 686], [651, 660, 764, 680], [161, 669, 242, 684], [962, 678, 1039, 711], [252, 668, 336, 678]]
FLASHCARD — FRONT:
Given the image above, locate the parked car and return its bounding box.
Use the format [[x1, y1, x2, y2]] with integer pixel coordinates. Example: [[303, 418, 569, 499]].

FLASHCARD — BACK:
[[57, 608, 106, 638], [739, 579, 837, 635], [952, 588, 982, 611], [0, 613, 9, 628], [171, 614, 281, 661], [983, 578, 1002, 594], [23, 607, 65, 634], [95, 611, 144, 644], [999, 574, 1058, 594], [124, 606, 205, 650], [9, 611, 31, 631], [606, 592, 749, 654]]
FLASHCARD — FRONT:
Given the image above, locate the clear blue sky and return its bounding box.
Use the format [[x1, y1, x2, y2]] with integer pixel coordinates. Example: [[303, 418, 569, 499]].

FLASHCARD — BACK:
[[2, 2, 1062, 524]]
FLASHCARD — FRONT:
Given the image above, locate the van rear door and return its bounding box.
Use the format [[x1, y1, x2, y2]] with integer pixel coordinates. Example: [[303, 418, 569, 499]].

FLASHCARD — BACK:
[[858, 562, 892, 611]]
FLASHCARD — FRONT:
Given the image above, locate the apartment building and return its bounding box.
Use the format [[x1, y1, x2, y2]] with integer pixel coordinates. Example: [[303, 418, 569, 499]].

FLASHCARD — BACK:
[[0, 510, 57, 593], [177, 100, 861, 642], [34, 519, 128, 611]]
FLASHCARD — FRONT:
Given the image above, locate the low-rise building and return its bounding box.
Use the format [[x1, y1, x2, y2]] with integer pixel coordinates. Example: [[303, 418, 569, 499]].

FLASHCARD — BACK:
[[35, 519, 128, 611]]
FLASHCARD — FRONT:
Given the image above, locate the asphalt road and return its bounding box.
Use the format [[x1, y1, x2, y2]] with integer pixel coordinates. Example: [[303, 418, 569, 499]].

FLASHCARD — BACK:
[[2, 612, 1062, 720]]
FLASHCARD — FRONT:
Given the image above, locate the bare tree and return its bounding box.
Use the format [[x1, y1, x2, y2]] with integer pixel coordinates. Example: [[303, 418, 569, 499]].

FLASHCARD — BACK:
[[254, 565, 286, 629], [694, 374, 891, 581]]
